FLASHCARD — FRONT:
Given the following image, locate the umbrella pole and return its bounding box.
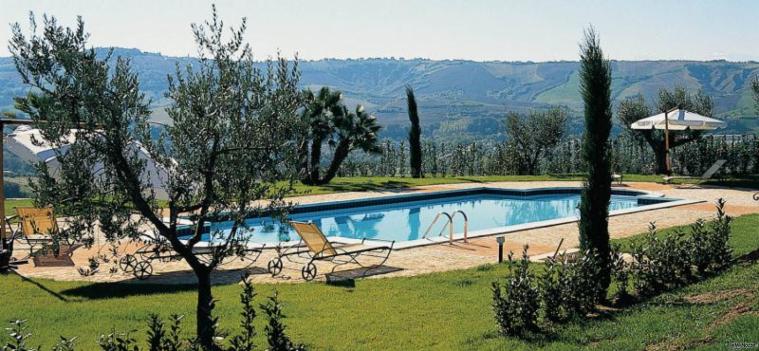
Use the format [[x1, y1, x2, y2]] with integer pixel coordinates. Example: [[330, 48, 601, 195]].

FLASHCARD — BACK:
[[0, 121, 6, 270]]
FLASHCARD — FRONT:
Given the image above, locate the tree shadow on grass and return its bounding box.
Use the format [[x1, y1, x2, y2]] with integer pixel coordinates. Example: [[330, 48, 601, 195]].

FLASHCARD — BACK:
[[58, 267, 269, 300], [301, 180, 417, 194]]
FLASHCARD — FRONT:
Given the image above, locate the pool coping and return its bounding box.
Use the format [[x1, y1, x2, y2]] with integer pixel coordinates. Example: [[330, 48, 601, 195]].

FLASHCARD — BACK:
[[309, 186, 704, 250]]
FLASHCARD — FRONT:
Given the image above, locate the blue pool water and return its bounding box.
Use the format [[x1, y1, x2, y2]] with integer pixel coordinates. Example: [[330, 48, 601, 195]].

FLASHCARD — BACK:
[[195, 189, 652, 244]]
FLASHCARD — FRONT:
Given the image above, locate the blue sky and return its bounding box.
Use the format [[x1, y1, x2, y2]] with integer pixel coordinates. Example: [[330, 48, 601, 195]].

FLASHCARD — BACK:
[[1, 0, 758, 61]]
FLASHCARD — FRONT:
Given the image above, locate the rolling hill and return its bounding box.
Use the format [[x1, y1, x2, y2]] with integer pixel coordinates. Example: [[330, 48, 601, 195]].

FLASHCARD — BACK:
[[1, 48, 758, 142]]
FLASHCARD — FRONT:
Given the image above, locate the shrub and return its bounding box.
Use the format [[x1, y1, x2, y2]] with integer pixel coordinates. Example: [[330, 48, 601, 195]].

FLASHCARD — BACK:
[[3, 319, 37, 351], [630, 199, 733, 297], [538, 256, 566, 323], [491, 247, 540, 336], [609, 244, 632, 303], [97, 330, 138, 351], [563, 249, 605, 316], [630, 223, 693, 296], [262, 292, 307, 351], [691, 199, 732, 274]]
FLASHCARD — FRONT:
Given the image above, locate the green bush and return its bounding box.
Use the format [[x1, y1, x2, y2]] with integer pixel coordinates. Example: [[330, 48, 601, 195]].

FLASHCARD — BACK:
[[491, 247, 540, 336], [538, 249, 605, 323], [689, 199, 732, 275], [630, 199, 733, 297]]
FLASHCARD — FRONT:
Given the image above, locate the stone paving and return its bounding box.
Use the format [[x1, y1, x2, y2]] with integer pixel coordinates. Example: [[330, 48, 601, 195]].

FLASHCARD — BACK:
[[11, 181, 759, 284]]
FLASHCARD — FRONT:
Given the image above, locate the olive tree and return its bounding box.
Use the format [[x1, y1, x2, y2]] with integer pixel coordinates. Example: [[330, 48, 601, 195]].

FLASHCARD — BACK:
[[618, 87, 713, 174], [504, 108, 567, 175], [9, 8, 301, 349]]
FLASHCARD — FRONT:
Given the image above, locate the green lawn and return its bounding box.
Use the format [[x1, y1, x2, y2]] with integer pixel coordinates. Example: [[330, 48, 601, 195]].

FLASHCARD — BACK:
[[285, 173, 758, 197], [1, 215, 758, 350]]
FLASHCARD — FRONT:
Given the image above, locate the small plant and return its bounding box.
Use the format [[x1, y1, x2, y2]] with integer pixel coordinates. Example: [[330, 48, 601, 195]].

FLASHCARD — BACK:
[[3, 320, 37, 351], [146, 314, 166, 351], [228, 274, 257, 351], [97, 330, 138, 351], [555, 249, 604, 319], [491, 246, 540, 336], [687, 200, 732, 276], [51, 337, 77, 351], [262, 291, 307, 351], [609, 244, 632, 304]]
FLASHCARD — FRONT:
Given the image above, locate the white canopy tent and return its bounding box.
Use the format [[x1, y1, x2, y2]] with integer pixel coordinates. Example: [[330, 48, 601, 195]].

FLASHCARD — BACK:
[[4, 125, 170, 199], [630, 108, 726, 174]]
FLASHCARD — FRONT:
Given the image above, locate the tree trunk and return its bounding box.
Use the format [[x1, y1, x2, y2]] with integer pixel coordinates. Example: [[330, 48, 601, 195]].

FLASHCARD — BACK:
[[653, 145, 668, 174], [314, 140, 351, 185], [195, 267, 218, 350], [297, 139, 310, 183], [0, 238, 12, 272], [308, 138, 323, 183]]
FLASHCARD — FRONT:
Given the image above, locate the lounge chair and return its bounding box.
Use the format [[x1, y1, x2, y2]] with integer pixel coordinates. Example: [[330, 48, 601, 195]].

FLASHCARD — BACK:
[[663, 159, 726, 185], [267, 221, 394, 281], [10, 207, 76, 259], [612, 172, 624, 185], [119, 232, 266, 280]]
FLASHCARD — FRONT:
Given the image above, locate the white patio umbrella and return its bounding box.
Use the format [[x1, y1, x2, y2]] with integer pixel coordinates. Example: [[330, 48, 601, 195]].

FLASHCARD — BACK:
[[4, 125, 170, 199], [630, 108, 727, 131], [630, 108, 726, 173]]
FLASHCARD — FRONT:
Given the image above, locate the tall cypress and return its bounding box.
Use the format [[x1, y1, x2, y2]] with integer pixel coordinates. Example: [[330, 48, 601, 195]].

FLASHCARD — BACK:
[[407, 86, 423, 178], [578, 27, 613, 294]]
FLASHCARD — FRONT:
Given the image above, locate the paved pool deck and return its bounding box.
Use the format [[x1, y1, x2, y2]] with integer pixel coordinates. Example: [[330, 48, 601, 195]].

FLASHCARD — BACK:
[[11, 181, 759, 284]]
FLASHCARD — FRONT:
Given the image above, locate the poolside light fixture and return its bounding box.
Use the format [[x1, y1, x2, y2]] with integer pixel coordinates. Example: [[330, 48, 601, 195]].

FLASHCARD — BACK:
[[630, 108, 726, 175], [495, 236, 505, 263]]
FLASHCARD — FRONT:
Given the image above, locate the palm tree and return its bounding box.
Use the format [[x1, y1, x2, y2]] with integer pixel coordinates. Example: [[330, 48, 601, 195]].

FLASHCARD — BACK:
[[299, 87, 343, 185], [319, 105, 382, 184]]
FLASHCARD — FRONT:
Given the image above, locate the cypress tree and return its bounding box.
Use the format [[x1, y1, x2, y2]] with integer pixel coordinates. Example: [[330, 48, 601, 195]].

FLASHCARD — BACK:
[[407, 86, 423, 178], [578, 27, 613, 294]]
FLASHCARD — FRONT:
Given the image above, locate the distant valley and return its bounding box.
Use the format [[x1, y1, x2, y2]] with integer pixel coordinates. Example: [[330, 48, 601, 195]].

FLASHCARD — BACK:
[[1, 48, 758, 141]]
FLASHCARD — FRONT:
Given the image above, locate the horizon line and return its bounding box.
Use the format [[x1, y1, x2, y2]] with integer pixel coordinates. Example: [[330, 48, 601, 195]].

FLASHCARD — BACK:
[[2, 46, 758, 65]]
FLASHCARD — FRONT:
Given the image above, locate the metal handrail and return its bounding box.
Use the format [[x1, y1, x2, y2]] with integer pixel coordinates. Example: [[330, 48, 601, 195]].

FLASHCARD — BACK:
[[422, 212, 452, 239], [422, 210, 469, 244], [451, 210, 469, 243]]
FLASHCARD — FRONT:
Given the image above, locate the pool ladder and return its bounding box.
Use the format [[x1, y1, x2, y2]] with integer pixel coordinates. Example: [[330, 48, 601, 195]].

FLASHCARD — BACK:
[[422, 210, 469, 244]]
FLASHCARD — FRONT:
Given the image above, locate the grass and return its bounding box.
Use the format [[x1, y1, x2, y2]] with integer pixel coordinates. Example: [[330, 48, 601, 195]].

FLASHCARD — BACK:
[[1, 215, 757, 350], [285, 173, 744, 197]]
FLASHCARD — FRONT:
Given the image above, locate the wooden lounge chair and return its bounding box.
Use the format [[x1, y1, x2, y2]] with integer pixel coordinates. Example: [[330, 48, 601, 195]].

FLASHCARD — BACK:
[[267, 221, 394, 281], [663, 159, 726, 185], [11, 207, 68, 259]]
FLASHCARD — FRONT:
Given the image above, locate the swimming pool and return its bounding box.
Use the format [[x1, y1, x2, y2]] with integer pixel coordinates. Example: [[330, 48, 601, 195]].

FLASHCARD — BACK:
[[189, 187, 688, 247]]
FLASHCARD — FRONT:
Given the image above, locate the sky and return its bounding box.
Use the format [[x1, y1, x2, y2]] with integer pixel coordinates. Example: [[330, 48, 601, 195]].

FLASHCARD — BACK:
[[1, 0, 758, 62]]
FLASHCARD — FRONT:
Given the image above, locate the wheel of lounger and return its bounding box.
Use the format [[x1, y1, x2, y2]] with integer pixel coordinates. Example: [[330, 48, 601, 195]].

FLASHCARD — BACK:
[[119, 254, 137, 273], [267, 257, 283, 276], [133, 261, 153, 280], [301, 262, 317, 281]]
